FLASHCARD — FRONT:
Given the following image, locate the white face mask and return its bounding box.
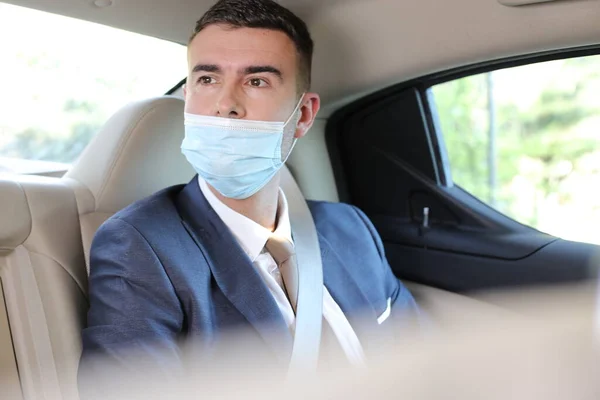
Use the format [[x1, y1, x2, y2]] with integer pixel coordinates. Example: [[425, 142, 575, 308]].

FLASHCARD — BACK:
[[181, 95, 304, 199]]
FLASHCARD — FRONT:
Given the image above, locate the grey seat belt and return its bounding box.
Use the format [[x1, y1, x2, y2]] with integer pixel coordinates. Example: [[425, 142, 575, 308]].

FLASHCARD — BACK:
[[279, 166, 324, 372]]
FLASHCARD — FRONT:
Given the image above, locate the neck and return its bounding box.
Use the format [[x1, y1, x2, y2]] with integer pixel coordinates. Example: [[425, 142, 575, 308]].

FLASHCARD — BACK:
[[209, 173, 281, 231]]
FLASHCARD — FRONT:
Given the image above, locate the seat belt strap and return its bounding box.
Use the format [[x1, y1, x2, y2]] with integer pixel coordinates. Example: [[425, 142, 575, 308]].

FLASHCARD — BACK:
[[280, 166, 324, 372]]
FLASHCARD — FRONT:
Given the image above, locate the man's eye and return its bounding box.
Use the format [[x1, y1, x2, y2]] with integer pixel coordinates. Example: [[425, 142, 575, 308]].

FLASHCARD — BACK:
[[248, 78, 267, 87], [198, 76, 215, 85]]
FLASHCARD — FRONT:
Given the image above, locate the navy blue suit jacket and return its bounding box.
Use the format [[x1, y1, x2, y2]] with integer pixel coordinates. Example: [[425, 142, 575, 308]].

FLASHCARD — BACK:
[[80, 177, 419, 377]]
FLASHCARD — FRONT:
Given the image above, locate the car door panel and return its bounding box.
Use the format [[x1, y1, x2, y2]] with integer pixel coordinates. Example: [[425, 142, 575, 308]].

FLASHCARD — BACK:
[[327, 69, 600, 293]]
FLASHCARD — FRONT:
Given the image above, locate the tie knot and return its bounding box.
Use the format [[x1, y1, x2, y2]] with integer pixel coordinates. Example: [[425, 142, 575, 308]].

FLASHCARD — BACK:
[[265, 234, 295, 266]]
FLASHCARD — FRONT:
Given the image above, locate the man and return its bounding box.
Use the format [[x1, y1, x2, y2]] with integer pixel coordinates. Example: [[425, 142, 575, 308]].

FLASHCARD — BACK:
[[80, 0, 419, 382]]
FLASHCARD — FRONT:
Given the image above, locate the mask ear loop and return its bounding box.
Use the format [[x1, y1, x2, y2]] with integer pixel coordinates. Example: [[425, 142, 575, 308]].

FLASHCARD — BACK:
[[283, 138, 298, 164], [282, 94, 306, 163], [284, 93, 306, 126]]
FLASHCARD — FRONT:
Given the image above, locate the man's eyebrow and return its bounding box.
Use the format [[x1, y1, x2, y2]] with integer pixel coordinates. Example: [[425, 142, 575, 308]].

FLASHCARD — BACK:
[[191, 64, 221, 74], [244, 65, 283, 80]]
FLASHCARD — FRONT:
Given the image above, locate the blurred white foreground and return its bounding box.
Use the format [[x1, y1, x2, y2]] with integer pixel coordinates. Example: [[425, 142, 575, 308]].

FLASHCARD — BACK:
[[39, 282, 596, 400]]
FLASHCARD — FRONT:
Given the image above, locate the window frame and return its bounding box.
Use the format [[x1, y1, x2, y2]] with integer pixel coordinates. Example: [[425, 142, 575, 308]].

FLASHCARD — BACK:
[[166, 78, 187, 95], [327, 44, 600, 235]]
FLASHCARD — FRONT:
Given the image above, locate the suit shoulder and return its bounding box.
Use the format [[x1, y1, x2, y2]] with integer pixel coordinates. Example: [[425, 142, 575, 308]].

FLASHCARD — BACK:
[[306, 200, 367, 238], [306, 199, 356, 215], [102, 184, 186, 231], [306, 200, 359, 223]]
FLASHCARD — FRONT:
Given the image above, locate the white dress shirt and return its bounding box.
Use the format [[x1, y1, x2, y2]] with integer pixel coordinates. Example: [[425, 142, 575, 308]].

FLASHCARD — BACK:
[[198, 177, 365, 366]]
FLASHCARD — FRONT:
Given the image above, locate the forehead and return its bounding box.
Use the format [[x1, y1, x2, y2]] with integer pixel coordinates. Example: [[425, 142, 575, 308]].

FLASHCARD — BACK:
[[188, 24, 298, 72]]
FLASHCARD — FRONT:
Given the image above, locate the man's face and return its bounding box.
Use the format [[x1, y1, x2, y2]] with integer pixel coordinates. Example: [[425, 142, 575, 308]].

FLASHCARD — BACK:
[[185, 24, 319, 147]]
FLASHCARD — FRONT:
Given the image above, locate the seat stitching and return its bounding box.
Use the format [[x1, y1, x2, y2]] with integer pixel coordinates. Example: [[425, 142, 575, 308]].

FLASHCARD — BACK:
[[95, 103, 161, 206], [5, 180, 33, 246], [96, 98, 177, 208], [23, 248, 88, 303], [15, 179, 87, 299]]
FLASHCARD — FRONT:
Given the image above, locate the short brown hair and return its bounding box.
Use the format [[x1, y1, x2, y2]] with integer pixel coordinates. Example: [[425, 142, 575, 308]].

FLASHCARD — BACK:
[[189, 0, 314, 91]]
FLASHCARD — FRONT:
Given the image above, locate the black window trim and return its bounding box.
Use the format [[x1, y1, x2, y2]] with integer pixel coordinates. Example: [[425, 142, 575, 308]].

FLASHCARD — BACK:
[[166, 78, 186, 95], [327, 44, 600, 235]]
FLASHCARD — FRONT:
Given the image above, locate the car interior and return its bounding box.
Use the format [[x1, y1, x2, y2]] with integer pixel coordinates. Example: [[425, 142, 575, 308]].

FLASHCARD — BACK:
[[1, 0, 600, 399]]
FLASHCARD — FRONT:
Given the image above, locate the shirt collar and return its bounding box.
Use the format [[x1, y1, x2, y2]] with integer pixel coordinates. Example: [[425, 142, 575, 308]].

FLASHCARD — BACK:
[[198, 176, 292, 262]]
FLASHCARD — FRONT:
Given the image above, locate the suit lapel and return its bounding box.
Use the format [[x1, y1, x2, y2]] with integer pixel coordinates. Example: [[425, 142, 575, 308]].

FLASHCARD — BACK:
[[176, 177, 292, 363], [175, 177, 385, 358]]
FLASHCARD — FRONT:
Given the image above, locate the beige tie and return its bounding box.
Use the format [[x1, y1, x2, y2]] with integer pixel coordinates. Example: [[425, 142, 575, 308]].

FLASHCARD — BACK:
[[266, 235, 345, 365], [266, 234, 299, 314]]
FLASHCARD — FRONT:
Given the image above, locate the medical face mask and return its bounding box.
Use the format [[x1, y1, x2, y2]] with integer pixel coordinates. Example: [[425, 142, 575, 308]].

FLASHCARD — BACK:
[[181, 95, 304, 199]]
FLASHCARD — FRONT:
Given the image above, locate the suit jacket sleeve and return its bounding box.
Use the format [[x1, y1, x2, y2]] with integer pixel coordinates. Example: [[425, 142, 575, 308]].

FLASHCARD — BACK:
[[78, 217, 184, 398], [350, 205, 422, 323]]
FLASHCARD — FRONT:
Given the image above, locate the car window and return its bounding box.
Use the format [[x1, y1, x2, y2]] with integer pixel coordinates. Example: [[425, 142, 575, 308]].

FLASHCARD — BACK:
[[430, 55, 600, 245], [0, 3, 186, 172]]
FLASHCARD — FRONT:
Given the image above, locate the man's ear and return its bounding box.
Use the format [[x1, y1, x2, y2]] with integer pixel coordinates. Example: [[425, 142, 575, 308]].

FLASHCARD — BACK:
[[294, 93, 320, 139]]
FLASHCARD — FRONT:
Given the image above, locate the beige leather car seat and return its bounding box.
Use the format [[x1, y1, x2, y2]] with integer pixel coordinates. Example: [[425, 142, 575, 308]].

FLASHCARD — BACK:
[[0, 175, 89, 400], [0, 96, 194, 400], [64, 96, 195, 269]]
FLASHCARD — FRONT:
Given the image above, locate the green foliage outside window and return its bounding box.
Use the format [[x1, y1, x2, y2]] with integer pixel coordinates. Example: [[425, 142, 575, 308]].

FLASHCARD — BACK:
[[432, 56, 600, 243]]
